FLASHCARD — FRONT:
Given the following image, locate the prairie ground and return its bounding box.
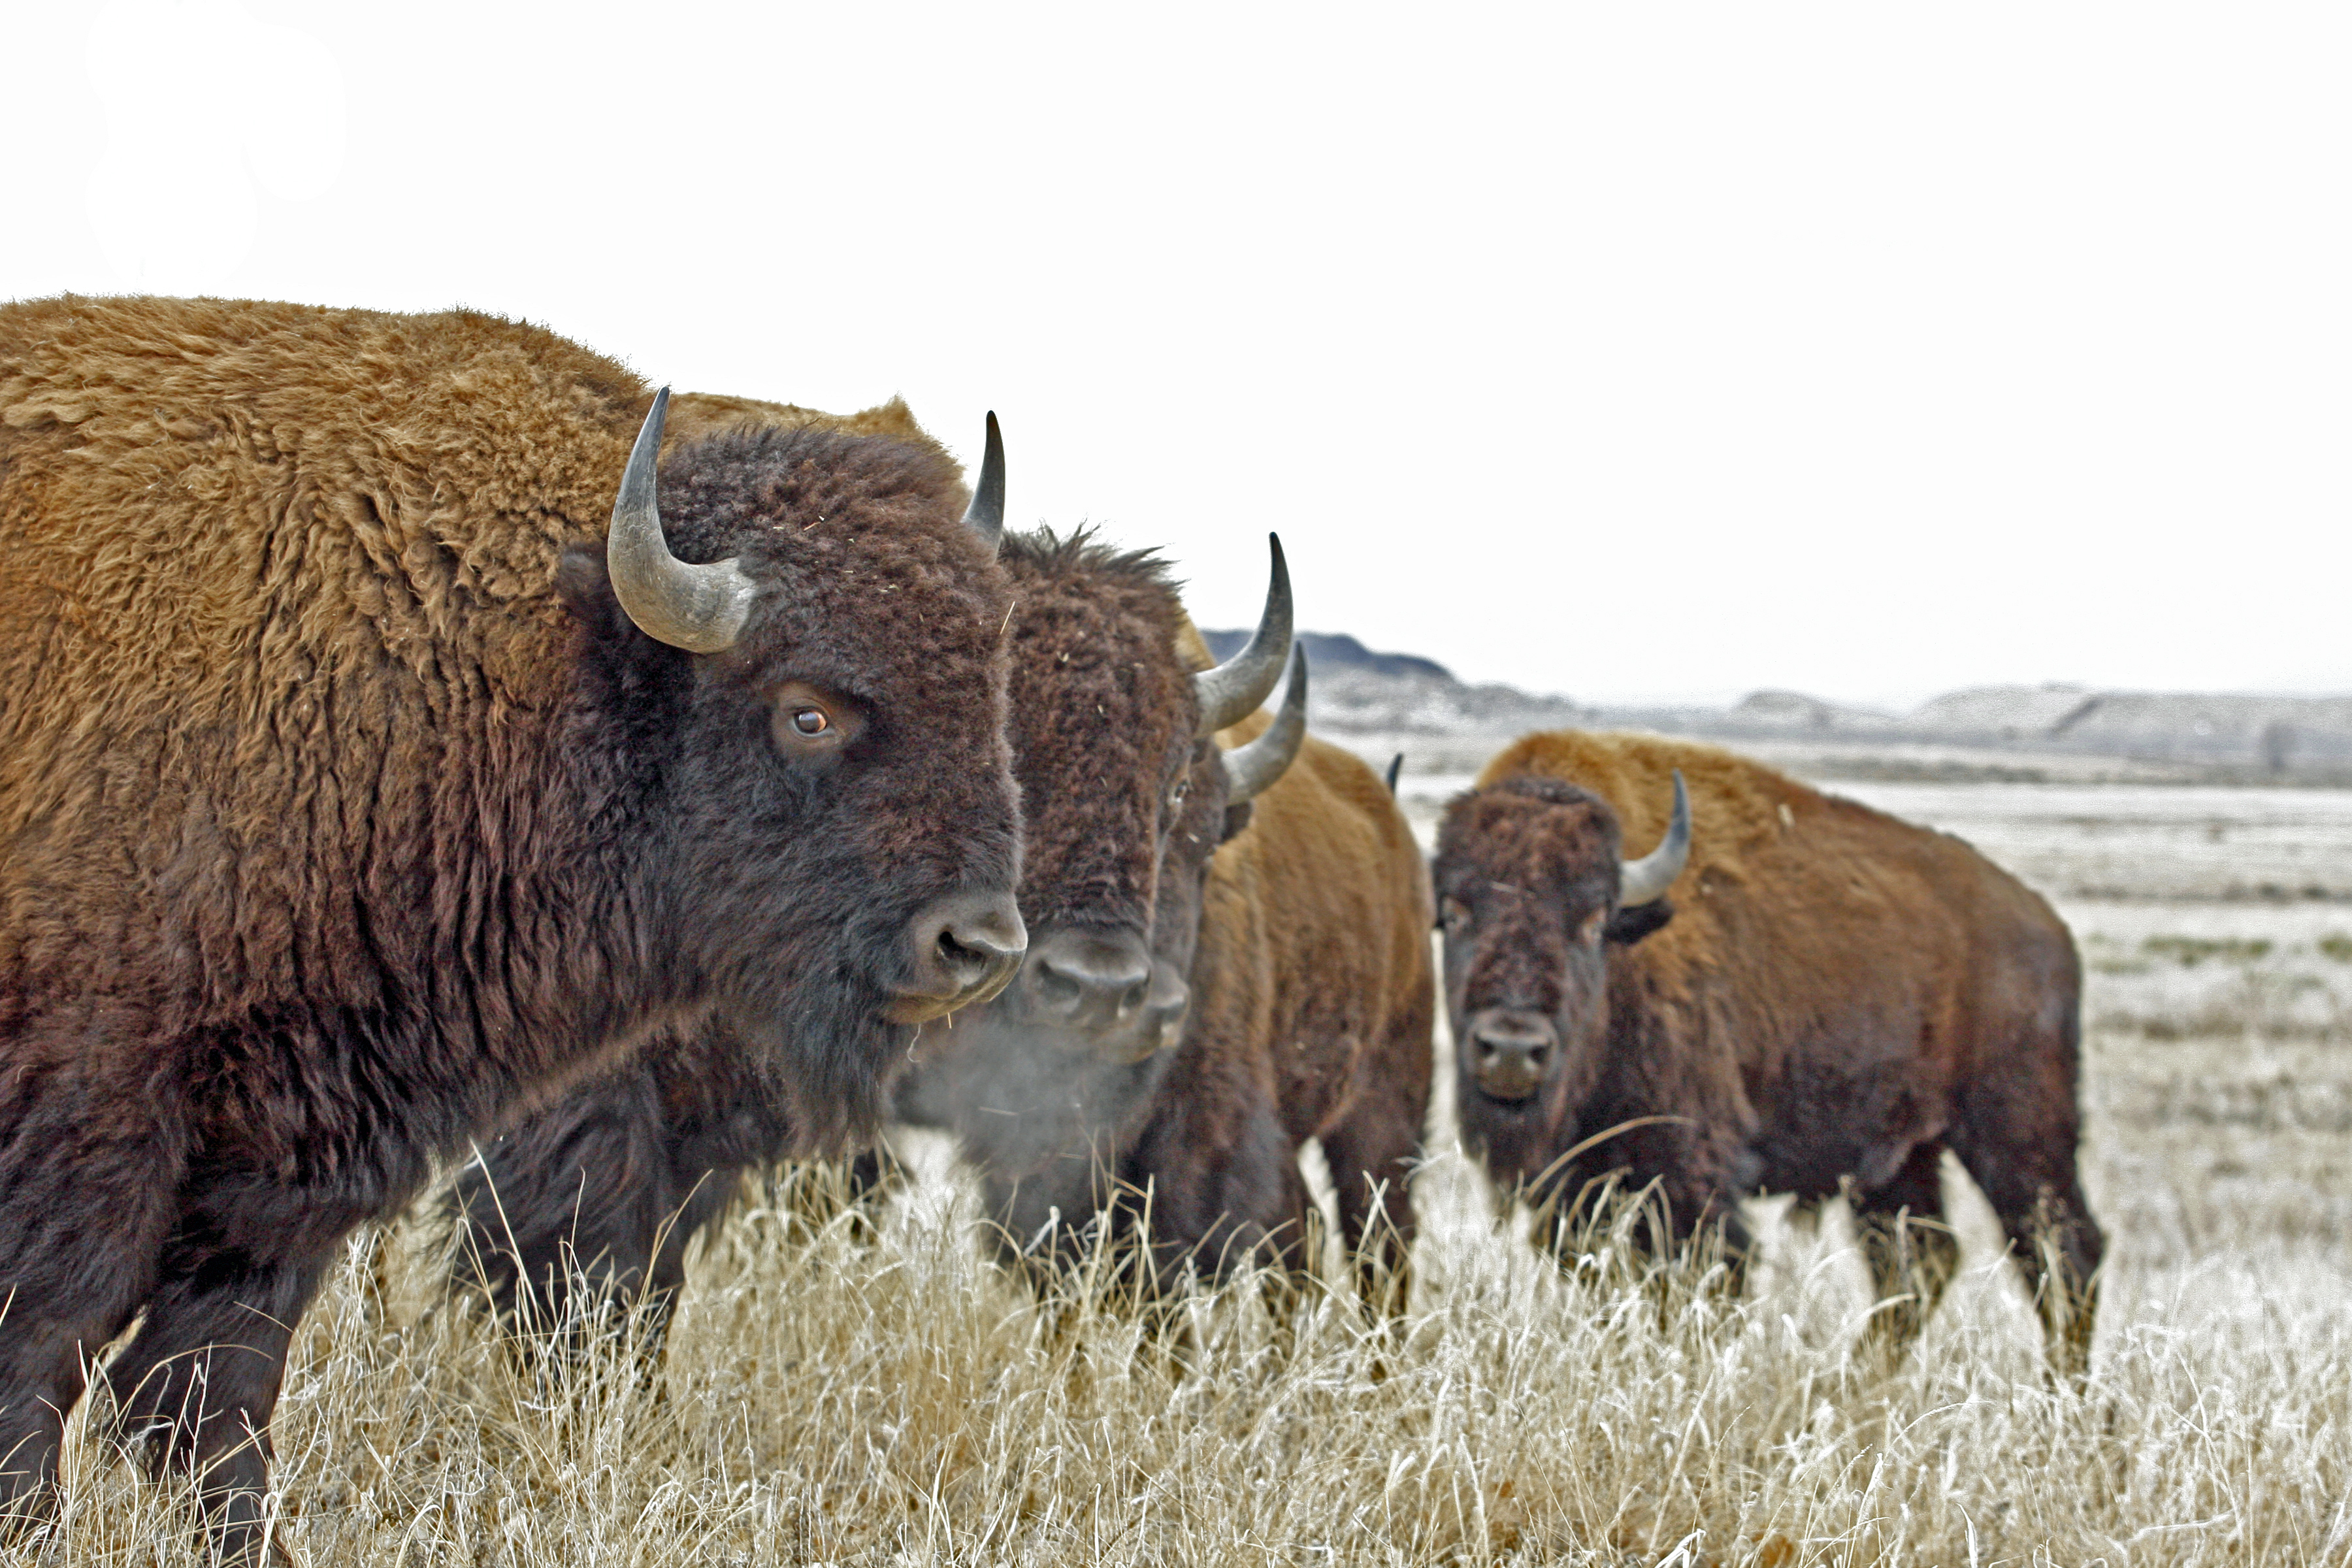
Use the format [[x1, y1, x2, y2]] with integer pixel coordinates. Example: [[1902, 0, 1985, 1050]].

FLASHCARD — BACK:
[[24, 778, 2352, 1565]]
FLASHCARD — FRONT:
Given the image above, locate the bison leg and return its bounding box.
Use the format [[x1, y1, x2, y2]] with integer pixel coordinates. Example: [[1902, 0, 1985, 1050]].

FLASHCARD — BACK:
[[0, 1306, 142, 1536], [1318, 1115, 1420, 1320], [452, 1113, 668, 1339], [451, 1068, 745, 1356], [1947, 1086, 2104, 1386], [1320, 996, 1431, 1321], [1850, 1140, 1959, 1367], [100, 1250, 326, 1565], [1666, 1188, 1754, 1307], [0, 1062, 176, 1535]]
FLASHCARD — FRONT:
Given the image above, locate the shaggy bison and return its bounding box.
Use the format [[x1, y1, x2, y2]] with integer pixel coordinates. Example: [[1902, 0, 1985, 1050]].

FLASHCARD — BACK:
[[913, 698, 1435, 1314], [0, 297, 1026, 1550], [1434, 731, 2102, 1379]]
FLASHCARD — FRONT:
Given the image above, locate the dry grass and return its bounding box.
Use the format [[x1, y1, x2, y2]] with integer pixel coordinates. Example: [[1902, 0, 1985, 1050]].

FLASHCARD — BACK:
[[18, 781, 2352, 1566]]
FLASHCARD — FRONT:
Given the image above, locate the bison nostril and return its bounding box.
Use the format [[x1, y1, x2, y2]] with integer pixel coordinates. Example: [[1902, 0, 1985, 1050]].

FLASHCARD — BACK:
[[936, 929, 988, 986], [1034, 962, 1084, 1009]]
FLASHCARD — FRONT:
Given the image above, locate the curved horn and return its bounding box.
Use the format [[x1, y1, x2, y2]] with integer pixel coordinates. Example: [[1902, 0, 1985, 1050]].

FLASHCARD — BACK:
[[1384, 753, 1405, 796], [1193, 533, 1293, 736], [608, 387, 759, 654], [962, 410, 1004, 551], [1618, 770, 1691, 907], [1222, 644, 1308, 804]]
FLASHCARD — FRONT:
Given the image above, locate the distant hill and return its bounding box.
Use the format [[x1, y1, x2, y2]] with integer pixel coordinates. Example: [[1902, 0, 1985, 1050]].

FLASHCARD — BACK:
[[1198, 629, 1454, 682], [1198, 631, 2352, 782]]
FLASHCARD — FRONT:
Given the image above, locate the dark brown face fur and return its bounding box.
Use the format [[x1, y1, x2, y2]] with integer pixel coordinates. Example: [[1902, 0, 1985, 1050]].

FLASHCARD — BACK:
[[556, 422, 1023, 1141], [1434, 776, 1666, 1171]]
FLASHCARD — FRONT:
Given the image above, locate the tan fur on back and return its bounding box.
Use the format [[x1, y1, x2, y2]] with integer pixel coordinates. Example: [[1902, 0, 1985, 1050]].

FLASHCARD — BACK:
[[1472, 729, 2070, 1099], [666, 393, 963, 505], [0, 299, 654, 1002], [0, 295, 644, 759], [1477, 730, 1830, 895]]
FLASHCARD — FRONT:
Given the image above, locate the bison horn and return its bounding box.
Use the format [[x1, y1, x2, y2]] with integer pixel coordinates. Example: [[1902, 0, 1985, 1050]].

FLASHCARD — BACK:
[[1193, 533, 1294, 736], [1222, 644, 1308, 804], [1618, 770, 1691, 907], [962, 411, 1005, 550], [608, 387, 759, 654]]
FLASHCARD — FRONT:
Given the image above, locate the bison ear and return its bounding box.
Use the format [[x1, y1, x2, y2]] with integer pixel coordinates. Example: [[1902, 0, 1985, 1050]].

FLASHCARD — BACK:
[[1605, 898, 1674, 945], [1219, 800, 1255, 843], [557, 540, 645, 644]]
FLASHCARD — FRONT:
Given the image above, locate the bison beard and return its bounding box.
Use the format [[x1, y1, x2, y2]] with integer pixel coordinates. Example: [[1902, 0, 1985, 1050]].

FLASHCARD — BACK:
[[0, 297, 1023, 1557]]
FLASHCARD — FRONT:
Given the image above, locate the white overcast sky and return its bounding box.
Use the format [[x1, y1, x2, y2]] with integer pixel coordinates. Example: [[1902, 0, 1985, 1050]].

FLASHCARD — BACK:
[[7, 3, 2346, 709]]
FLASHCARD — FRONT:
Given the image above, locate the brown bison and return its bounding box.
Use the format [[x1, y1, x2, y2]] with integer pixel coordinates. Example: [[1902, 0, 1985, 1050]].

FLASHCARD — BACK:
[[907, 695, 1434, 1313], [1433, 731, 2102, 1379], [457, 529, 1434, 1326], [0, 297, 1027, 1550]]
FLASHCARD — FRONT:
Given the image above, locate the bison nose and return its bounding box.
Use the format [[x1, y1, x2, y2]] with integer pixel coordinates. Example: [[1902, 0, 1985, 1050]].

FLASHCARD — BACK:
[[892, 890, 1028, 1020], [1090, 960, 1193, 1065], [1466, 1009, 1556, 1103], [1023, 928, 1155, 1032]]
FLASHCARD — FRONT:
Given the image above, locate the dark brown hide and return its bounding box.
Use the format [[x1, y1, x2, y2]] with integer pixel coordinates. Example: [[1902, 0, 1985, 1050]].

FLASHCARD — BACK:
[[1434, 730, 2101, 1379], [0, 297, 1022, 1549]]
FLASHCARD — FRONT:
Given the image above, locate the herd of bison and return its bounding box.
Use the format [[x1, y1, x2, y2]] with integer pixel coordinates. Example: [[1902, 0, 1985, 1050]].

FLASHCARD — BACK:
[[0, 297, 2102, 1559]]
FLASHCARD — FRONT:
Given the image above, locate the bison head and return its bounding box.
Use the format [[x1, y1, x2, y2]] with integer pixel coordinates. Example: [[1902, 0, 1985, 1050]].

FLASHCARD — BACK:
[[1431, 771, 1688, 1174], [890, 529, 1307, 1177], [562, 393, 1026, 1142]]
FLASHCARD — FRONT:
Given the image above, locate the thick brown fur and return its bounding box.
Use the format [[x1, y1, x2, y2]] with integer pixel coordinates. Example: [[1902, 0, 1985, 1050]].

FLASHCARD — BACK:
[[454, 544, 1435, 1330], [0, 297, 1022, 1547], [1434, 730, 2101, 1379], [665, 392, 959, 487]]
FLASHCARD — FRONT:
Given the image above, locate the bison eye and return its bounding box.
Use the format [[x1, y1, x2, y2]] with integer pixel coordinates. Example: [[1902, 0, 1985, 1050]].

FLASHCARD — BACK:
[[1441, 897, 1471, 932], [1169, 779, 1190, 809], [1578, 909, 1607, 945], [770, 681, 861, 757]]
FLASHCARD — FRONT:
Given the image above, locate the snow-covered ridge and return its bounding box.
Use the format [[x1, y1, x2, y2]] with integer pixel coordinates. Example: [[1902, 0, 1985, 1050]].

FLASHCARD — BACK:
[[1200, 630, 2352, 780]]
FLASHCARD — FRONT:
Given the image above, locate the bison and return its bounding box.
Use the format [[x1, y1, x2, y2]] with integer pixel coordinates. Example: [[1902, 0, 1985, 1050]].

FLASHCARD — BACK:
[[457, 520, 1434, 1329], [0, 296, 1028, 1551], [1433, 730, 2102, 1380], [914, 708, 1434, 1315]]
